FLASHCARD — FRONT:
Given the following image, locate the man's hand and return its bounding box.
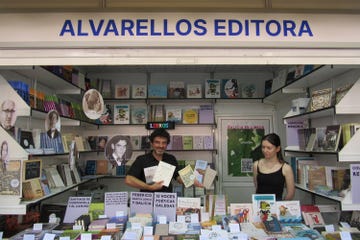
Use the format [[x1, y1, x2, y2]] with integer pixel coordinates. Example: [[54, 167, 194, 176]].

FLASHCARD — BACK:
[[148, 181, 164, 191], [194, 179, 204, 188]]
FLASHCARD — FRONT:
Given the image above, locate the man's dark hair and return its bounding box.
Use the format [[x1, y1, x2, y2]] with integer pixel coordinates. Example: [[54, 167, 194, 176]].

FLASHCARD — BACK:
[[149, 129, 170, 144]]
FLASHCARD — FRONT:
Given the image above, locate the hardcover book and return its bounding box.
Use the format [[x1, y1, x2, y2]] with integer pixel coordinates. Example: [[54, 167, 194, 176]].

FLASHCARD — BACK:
[[264, 79, 273, 97], [19, 130, 35, 149], [100, 79, 112, 98], [205, 79, 221, 98], [198, 104, 214, 124], [151, 104, 165, 122], [186, 84, 202, 98], [351, 164, 360, 204], [275, 200, 302, 223], [148, 84, 168, 98], [252, 194, 276, 222], [221, 79, 240, 98], [229, 203, 253, 223], [168, 81, 186, 98], [131, 105, 148, 124], [310, 88, 332, 111], [114, 84, 130, 99], [323, 124, 341, 152], [203, 135, 214, 149], [182, 108, 198, 124], [301, 205, 325, 228], [335, 83, 353, 105], [242, 83, 257, 98], [182, 136, 193, 150], [114, 104, 130, 124], [22, 179, 44, 200], [166, 106, 182, 123], [193, 136, 204, 150], [132, 84, 147, 99]]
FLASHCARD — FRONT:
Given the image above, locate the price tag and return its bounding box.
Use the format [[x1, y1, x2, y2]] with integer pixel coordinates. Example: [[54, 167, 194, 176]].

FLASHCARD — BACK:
[[80, 233, 92, 240], [23, 234, 35, 240], [177, 215, 186, 223], [143, 226, 153, 236], [158, 215, 167, 224], [59, 237, 70, 240], [43, 233, 56, 240], [99, 214, 107, 219], [106, 223, 116, 229], [33, 223, 43, 231], [340, 232, 352, 240], [100, 236, 111, 240], [211, 225, 222, 231], [73, 225, 82, 230], [229, 223, 240, 233], [132, 222, 142, 229], [325, 224, 335, 232], [144, 236, 154, 240], [190, 213, 199, 223]]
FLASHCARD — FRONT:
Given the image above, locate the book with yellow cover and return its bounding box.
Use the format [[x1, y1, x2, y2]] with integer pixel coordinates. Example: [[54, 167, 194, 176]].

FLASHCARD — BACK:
[[182, 108, 198, 124], [178, 165, 195, 188]]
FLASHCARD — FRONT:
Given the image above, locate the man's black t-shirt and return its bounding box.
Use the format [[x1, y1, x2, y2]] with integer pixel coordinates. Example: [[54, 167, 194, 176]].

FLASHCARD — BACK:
[[126, 152, 180, 192]]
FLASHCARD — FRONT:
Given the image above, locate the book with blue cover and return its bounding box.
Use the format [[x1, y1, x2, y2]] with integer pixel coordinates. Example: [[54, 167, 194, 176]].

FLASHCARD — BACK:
[[148, 84, 168, 98]]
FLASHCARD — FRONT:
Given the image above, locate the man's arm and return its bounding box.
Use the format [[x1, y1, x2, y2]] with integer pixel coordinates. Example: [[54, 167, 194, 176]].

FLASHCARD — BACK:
[[125, 175, 163, 191]]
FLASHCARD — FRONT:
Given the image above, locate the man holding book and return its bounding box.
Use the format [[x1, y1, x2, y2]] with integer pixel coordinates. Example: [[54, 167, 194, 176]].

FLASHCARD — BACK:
[[125, 129, 203, 192]]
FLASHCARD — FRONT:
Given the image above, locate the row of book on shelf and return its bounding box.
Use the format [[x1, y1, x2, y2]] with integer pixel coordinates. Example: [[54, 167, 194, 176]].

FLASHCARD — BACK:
[[287, 122, 360, 152], [290, 156, 360, 203], [97, 79, 258, 100], [264, 65, 316, 96], [109, 104, 214, 125], [11, 191, 360, 240], [16, 127, 215, 156], [9, 80, 91, 122], [284, 82, 354, 117]]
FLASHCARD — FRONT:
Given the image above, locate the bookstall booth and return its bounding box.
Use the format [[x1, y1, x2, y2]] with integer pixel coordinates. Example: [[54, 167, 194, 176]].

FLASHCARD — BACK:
[[0, 10, 360, 239]]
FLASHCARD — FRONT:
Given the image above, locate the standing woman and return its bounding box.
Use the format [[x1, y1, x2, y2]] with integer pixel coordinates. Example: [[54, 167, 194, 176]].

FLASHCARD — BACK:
[[253, 133, 295, 200]]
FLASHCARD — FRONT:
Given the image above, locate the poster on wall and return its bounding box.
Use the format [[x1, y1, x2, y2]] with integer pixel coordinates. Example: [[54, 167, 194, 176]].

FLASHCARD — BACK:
[[219, 116, 272, 181]]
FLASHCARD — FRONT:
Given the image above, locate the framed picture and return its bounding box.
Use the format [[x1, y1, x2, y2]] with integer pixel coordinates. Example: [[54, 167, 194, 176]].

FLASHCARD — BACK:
[[23, 159, 42, 182], [218, 116, 273, 181]]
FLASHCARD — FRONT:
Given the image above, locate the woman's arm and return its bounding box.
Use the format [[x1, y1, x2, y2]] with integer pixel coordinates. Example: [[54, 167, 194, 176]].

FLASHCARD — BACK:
[[253, 160, 259, 189], [283, 164, 295, 200]]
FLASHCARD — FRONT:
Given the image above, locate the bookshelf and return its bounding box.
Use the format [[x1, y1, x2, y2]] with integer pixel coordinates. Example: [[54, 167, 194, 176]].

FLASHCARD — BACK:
[[274, 67, 360, 210]]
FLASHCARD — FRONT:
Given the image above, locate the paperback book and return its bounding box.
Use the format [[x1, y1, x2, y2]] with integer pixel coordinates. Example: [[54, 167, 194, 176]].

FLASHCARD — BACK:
[[114, 104, 130, 124], [310, 88, 332, 111], [168, 81, 186, 98], [221, 79, 240, 98], [148, 84, 168, 98], [205, 79, 221, 98], [131, 105, 148, 124], [132, 84, 147, 99], [186, 84, 202, 98], [114, 84, 130, 99]]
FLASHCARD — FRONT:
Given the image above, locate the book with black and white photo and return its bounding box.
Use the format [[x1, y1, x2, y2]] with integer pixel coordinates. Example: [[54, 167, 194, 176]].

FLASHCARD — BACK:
[[323, 124, 342, 152]]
